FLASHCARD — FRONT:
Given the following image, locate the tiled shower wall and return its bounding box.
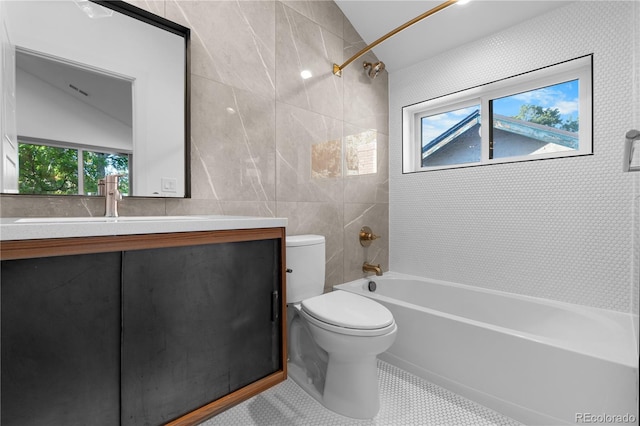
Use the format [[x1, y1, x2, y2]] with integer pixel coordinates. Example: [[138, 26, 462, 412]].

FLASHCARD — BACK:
[[0, 0, 389, 291], [389, 1, 639, 313], [633, 0, 639, 321]]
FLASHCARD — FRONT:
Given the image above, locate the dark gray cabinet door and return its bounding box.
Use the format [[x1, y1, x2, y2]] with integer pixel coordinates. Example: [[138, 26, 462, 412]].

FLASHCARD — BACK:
[[1, 253, 121, 426], [121, 238, 281, 426]]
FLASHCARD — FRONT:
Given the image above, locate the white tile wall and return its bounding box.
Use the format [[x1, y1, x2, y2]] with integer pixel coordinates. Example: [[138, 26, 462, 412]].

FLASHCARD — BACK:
[[389, 1, 639, 312], [632, 0, 640, 318]]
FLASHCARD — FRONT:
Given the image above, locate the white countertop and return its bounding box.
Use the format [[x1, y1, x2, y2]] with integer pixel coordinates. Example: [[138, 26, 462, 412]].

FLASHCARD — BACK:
[[0, 215, 287, 241]]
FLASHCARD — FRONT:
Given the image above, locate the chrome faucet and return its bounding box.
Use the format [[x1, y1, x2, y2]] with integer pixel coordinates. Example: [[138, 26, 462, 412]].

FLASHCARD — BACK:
[[104, 174, 122, 217], [362, 262, 383, 276]]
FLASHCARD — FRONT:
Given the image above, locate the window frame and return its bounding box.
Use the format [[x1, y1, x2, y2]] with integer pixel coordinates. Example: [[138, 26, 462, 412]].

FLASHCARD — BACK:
[[418, 98, 482, 168], [402, 55, 593, 173]]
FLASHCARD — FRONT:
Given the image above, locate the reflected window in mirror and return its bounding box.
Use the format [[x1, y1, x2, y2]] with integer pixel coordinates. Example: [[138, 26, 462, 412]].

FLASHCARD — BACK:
[[18, 139, 130, 196]]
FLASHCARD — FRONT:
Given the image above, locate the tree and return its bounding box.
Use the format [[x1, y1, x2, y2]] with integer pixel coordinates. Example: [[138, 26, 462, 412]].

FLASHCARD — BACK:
[[18, 143, 129, 195], [18, 144, 78, 194], [514, 105, 562, 127], [83, 151, 129, 195], [513, 104, 578, 133], [560, 116, 579, 132]]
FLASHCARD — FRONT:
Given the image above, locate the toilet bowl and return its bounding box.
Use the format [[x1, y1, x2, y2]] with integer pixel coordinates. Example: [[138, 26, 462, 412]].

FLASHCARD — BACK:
[[286, 235, 397, 419]]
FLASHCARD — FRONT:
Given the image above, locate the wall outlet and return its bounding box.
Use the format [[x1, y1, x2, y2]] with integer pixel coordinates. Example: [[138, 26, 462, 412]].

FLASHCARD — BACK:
[[161, 177, 177, 192]]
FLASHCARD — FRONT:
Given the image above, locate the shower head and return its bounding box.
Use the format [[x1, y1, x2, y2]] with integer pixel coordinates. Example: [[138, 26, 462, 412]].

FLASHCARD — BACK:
[[363, 61, 385, 79]]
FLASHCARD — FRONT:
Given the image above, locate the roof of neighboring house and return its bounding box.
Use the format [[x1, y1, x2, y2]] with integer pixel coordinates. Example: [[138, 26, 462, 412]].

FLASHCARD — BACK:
[[492, 114, 578, 150], [422, 110, 480, 157], [422, 111, 579, 159]]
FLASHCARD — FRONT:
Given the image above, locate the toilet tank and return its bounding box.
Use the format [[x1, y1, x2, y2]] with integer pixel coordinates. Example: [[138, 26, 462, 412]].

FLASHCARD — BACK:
[[286, 235, 325, 303]]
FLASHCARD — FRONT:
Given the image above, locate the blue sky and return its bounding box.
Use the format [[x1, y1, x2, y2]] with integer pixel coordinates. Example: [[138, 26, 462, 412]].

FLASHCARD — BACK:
[[493, 79, 579, 119], [422, 80, 579, 146]]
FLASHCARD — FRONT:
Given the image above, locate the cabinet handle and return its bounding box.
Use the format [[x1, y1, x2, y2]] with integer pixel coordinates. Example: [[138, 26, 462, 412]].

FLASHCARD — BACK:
[[271, 291, 279, 322]]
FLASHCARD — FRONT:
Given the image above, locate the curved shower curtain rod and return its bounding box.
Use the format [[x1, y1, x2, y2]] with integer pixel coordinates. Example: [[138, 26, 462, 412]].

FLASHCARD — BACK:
[[333, 0, 466, 77]]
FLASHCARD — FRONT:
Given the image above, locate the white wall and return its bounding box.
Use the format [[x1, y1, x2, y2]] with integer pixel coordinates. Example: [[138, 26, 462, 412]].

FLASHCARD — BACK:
[[17, 69, 132, 151], [389, 1, 639, 313]]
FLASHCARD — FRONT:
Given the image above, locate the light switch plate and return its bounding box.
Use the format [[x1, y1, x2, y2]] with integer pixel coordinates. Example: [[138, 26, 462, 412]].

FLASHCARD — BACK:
[[161, 177, 177, 192]]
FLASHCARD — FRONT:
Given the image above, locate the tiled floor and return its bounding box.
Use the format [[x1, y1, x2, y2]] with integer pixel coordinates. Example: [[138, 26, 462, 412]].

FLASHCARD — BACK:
[[203, 361, 521, 426]]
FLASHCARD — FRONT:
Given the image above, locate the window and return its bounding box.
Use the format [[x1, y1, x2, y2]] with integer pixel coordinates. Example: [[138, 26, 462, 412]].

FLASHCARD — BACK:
[[18, 140, 130, 195], [403, 55, 592, 173], [421, 103, 481, 167]]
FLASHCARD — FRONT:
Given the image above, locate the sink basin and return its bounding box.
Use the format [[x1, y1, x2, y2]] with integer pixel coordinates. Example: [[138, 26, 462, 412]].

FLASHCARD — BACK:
[[15, 216, 209, 224]]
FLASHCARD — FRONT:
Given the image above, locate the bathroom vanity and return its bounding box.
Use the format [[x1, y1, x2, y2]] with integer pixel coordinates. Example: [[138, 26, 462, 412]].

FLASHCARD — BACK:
[[0, 216, 287, 426]]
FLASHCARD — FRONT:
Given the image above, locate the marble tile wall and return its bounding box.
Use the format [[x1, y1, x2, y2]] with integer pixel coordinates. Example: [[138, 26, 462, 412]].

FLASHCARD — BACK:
[[0, 0, 389, 291]]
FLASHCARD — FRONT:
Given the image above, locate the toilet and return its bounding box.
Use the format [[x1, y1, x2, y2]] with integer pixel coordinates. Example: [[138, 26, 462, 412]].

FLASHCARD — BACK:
[[286, 235, 397, 419]]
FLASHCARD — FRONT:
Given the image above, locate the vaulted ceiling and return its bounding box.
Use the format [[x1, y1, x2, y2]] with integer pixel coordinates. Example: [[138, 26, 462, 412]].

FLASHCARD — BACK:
[[334, 0, 575, 72]]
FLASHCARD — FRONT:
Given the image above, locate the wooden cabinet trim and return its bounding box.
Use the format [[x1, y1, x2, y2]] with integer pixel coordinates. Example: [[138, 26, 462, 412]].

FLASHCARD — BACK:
[[0, 227, 285, 260], [166, 371, 286, 426]]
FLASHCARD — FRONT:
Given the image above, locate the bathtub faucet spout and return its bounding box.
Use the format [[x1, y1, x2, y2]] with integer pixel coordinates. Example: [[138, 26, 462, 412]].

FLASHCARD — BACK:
[[363, 262, 383, 276]]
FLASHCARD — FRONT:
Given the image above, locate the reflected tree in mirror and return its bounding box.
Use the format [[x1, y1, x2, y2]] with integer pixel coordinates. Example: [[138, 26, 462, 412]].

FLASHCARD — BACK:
[[18, 141, 129, 195], [18, 144, 78, 194], [83, 151, 129, 195]]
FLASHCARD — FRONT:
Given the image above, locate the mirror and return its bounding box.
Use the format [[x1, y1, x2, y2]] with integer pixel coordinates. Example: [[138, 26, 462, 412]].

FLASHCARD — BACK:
[[0, 0, 190, 197]]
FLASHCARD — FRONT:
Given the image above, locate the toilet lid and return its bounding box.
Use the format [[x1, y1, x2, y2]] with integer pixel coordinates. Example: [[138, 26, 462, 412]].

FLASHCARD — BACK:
[[301, 291, 394, 330]]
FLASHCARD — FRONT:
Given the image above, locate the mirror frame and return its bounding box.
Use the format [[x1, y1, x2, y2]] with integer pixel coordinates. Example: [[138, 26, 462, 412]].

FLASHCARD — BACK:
[[94, 0, 191, 198]]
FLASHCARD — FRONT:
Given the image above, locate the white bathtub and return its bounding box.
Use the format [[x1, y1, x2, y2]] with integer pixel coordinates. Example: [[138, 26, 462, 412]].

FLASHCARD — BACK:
[[335, 272, 639, 425]]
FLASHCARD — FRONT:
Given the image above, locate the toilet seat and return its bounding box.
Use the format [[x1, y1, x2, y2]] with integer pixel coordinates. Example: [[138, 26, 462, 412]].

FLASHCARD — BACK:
[[301, 291, 395, 337]]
